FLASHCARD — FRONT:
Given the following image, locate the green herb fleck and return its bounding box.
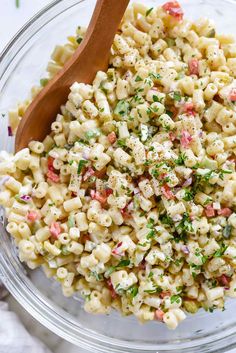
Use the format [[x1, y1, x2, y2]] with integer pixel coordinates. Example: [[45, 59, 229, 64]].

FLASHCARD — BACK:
[[40, 78, 49, 87], [170, 295, 181, 304], [146, 7, 154, 16], [135, 75, 143, 82], [214, 243, 228, 258], [77, 159, 88, 175], [114, 100, 130, 117], [127, 285, 139, 299], [85, 128, 100, 140]]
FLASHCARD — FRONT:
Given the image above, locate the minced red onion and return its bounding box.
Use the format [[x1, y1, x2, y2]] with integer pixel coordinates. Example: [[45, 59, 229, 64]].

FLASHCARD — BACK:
[[181, 245, 190, 255], [182, 177, 192, 187], [82, 147, 90, 160], [20, 195, 32, 202], [8, 126, 13, 137], [133, 188, 140, 195], [127, 202, 134, 212]]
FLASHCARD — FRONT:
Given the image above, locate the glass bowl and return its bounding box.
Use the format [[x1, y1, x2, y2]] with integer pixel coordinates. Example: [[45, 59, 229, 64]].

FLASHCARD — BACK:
[[1, 0, 236, 352]]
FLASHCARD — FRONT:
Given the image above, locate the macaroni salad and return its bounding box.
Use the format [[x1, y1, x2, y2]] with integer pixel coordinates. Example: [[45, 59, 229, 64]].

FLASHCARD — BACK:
[[2, 1, 236, 329]]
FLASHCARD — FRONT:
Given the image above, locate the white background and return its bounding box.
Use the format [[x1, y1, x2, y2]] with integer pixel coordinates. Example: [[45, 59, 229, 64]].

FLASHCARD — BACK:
[[0, 1, 236, 352]]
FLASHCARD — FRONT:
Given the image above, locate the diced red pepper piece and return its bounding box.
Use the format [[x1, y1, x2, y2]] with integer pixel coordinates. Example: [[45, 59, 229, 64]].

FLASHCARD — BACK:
[[188, 59, 199, 76], [154, 309, 165, 321], [107, 132, 117, 144], [180, 130, 192, 148], [217, 208, 232, 217], [169, 132, 176, 142], [107, 278, 117, 299], [83, 167, 95, 181], [112, 241, 124, 256], [50, 222, 61, 239], [229, 88, 236, 102], [47, 156, 55, 172], [82, 234, 91, 243], [27, 211, 39, 222], [138, 260, 146, 270], [94, 168, 107, 179], [121, 206, 132, 219], [162, 1, 183, 21], [183, 102, 196, 116], [205, 204, 215, 218], [218, 274, 231, 287], [47, 170, 60, 183], [161, 184, 175, 200], [90, 190, 108, 205]]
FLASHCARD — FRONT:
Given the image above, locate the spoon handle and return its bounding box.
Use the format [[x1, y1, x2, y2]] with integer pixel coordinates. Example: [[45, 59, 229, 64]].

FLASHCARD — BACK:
[[62, 0, 130, 85], [15, 0, 130, 151]]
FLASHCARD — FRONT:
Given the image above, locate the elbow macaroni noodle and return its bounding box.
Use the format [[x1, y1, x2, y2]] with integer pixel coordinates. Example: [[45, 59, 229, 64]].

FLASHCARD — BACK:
[[2, 1, 236, 329]]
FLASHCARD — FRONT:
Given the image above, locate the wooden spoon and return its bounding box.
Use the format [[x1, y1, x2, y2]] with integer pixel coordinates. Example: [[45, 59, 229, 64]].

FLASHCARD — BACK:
[[15, 0, 129, 152]]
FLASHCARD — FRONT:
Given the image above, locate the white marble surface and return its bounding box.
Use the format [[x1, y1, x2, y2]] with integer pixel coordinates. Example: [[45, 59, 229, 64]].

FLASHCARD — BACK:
[[1, 1, 236, 353]]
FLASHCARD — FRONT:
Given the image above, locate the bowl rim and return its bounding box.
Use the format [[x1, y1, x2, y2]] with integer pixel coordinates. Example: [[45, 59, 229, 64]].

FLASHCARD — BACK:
[[1, 0, 236, 352]]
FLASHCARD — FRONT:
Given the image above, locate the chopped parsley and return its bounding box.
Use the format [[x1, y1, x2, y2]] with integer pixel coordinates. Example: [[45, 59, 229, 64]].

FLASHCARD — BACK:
[[183, 189, 194, 201], [114, 100, 130, 117], [90, 271, 103, 281], [219, 169, 233, 180], [170, 295, 181, 304], [127, 285, 139, 299], [105, 259, 131, 277], [146, 7, 154, 16], [176, 213, 194, 237], [214, 243, 228, 258], [77, 160, 88, 175], [40, 78, 49, 87], [144, 286, 162, 294], [135, 75, 143, 82], [117, 139, 127, 149], [15, 0, 20, 8], [175, 153, 187, 166], [85, 128, 100, 140]]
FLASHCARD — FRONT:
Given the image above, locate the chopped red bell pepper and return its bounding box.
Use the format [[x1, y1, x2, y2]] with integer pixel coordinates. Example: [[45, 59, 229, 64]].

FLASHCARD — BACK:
[[162, 1, 183, 21], [205, 204, 215, 218], [47, 170, 60, 183], [121, 205, 132, 219], [217, 208, 232, 217], [154, 309, 165, 321], [161, 184, 175, 199], [112, 241, 123, 256], [169, 132, 176, 142], [47, 156, 55, 172], [183, 102, 196, 116], [107, 132, 117, 144], [50, 222, 61, 239], [229, 88, 236, 102], [27, 211, 39, 222], [188, 58, 199, 76], [107, 278, 117, 299], [218, 274, 231, 287], [83, 167, 95, 181], [90, 188, 113, 205], [180, 130, 192, 148]]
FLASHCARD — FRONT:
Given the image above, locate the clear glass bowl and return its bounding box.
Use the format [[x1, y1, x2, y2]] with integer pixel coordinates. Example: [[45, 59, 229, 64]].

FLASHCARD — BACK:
[[1, 0, 236, 352]]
